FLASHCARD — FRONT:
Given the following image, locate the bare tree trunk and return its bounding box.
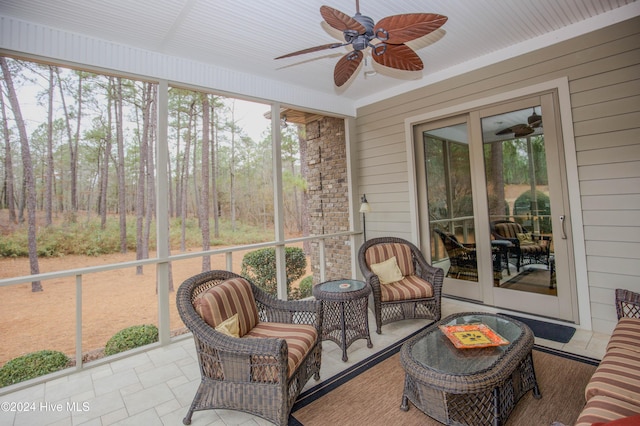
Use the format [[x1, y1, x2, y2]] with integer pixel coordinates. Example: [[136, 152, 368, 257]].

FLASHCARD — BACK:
[[71, 72, 82, 212], [136, 83, 150, 275], [144, 84, 156, 262], [0, 89, 17, 223], [490, 143, 505, 218], [56, 67, 80, 216], [200, 93, 211, 271], [45, 65, 55, 226], [299, 126, 310, 253], [1, 58, 42, 291], [18, 176, 25, 223], [100, 79, 113, 229], [230, 101, 236, 231], [115, 78, 127, 253], [180, 101, 194, 252], [174, 104, 182, 220], [211, 100, 219, 238]]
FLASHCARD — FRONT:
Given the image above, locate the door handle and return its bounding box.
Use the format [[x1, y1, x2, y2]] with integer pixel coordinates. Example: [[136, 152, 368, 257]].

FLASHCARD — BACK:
[[559, 215, 567, 239]]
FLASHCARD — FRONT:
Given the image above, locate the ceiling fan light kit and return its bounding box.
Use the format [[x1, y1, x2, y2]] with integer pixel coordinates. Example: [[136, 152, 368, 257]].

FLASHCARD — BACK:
[[275, 2, 447, 87]]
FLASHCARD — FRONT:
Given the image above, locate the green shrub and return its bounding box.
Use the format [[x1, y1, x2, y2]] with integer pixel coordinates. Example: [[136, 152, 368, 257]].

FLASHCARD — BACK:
[[241, 247, 307, 297], [291, 275, 313, 300], [104, 324, 158, 356], [0, 350, 69, 387], [0, 238, 28, 257], [514, 190, 551, 233]]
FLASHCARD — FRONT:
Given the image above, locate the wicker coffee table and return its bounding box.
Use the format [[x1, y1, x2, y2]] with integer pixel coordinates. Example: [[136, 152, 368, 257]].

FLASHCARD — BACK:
[[313, 279, 372, 361], [400, 312, 540, 426]]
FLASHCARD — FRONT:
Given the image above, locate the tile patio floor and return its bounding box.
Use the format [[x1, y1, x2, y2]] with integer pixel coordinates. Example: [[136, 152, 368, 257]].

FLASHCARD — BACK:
[[0, 298, 611, 426]]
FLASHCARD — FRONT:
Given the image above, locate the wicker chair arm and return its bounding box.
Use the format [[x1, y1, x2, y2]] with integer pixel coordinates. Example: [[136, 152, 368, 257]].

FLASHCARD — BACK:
[[615, 288, 640, 320], [251, 285, 323, 329], [199, 323, 287, 358], [357, 253, 382, 293], [413, 249, 443, 283]]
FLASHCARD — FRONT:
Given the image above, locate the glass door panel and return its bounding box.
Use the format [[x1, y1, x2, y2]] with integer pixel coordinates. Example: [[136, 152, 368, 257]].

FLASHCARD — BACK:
[[422, 123, 483, 300], [481, 106, 556, 294]]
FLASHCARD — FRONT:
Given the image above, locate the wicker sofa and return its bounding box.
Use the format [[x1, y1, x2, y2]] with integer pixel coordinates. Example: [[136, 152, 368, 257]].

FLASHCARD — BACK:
[[574, 289, 640, 425]]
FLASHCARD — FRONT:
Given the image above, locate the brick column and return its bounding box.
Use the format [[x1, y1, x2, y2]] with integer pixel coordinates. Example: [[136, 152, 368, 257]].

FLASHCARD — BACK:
[[305, 116, 351, 283]]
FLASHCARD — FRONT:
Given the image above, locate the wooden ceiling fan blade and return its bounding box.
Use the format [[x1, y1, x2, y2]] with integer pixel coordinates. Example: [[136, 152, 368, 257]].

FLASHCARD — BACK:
[[496, 127, 515, 135], [320, 5, 366, 33], [514, 126, 535, 137], [372, 44, 423, 71], [376, 14, 448, 44], [275, 43, 343, 60], [334, 51, 363, 87], [496, 123, 534, 136]]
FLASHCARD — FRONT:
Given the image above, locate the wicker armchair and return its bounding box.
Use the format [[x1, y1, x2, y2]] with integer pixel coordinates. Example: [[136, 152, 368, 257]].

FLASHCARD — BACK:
[[358, 237, 444, 334], [434, 228, 479, 279], [176, 270, 322, 426], [434, 229, 503, 282], [491, 220, 551, 272]]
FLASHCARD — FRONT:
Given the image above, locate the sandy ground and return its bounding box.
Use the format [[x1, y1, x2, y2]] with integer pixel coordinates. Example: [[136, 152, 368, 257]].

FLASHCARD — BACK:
[[0, 244, 309, 367]]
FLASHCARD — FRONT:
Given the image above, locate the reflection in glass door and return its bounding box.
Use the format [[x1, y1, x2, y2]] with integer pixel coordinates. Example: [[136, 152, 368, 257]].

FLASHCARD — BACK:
[[420, 121, 484, 301], [481, 106, 556, 295]]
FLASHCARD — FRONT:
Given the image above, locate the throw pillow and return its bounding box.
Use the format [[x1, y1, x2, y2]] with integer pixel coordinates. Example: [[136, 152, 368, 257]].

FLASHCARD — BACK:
[[516, 232, 534, 245], [370, 256, 404, 284], [193, 277, 259, 336], [215, 313, 240, 337]]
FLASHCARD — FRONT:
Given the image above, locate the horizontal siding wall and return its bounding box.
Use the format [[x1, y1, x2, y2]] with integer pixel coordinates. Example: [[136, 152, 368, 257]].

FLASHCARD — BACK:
[[355, 16, 640, 334]]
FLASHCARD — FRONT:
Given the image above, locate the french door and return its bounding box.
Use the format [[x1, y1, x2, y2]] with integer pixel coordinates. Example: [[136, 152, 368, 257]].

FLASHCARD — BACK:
[[415, 93, 578, 321]]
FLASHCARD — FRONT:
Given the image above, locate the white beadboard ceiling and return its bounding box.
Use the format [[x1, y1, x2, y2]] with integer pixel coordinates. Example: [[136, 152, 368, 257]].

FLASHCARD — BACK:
[[0, 0, 638, 112]]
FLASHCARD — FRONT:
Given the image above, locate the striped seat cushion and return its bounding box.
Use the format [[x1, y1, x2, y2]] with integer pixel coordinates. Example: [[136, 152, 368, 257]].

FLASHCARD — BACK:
[[244, 322, 317, 378], [585, 347, 640, 405], [495, 222, 521, 239], [380, 275, 433, 302], [193, 277, 259, 337], [365, 243, 415, 276], [575, 395, 640, 426], [607, 318, 640, 353]]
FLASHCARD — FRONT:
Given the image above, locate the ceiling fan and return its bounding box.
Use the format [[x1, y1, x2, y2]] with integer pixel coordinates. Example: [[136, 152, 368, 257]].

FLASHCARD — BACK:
[[495, 108, 543, 137], [274, 1, 447, 87]]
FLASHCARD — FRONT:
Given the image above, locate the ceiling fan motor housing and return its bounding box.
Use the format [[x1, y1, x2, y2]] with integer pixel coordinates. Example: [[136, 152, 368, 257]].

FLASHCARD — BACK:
[[347, 13, 375, 51]]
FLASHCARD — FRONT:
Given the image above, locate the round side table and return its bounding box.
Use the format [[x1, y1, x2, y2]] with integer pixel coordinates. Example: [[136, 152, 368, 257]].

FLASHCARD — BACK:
[[312, 279, 373, 361]]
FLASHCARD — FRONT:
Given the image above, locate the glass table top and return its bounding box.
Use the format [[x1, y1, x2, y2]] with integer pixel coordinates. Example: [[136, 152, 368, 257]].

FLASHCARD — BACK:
[[316, 279, 366, 293], [410, 313, 524, 375]]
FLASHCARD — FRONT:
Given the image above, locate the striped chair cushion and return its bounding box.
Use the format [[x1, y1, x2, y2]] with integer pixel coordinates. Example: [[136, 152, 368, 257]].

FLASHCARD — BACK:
[[193, 277, 259, 337], [575, 395, 640, 426], [365, 243, 415, 276], [245, 322, 317, 378], [585, 347, 640, 405], [607, 318, 640, 353], [379, 275, 433, 302], [495, 222, 521, 239]]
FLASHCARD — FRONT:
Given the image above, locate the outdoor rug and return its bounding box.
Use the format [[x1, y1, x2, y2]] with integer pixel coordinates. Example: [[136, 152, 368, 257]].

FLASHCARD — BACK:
[[290, 341, 598, 426], [499, 313, 577, 344]]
